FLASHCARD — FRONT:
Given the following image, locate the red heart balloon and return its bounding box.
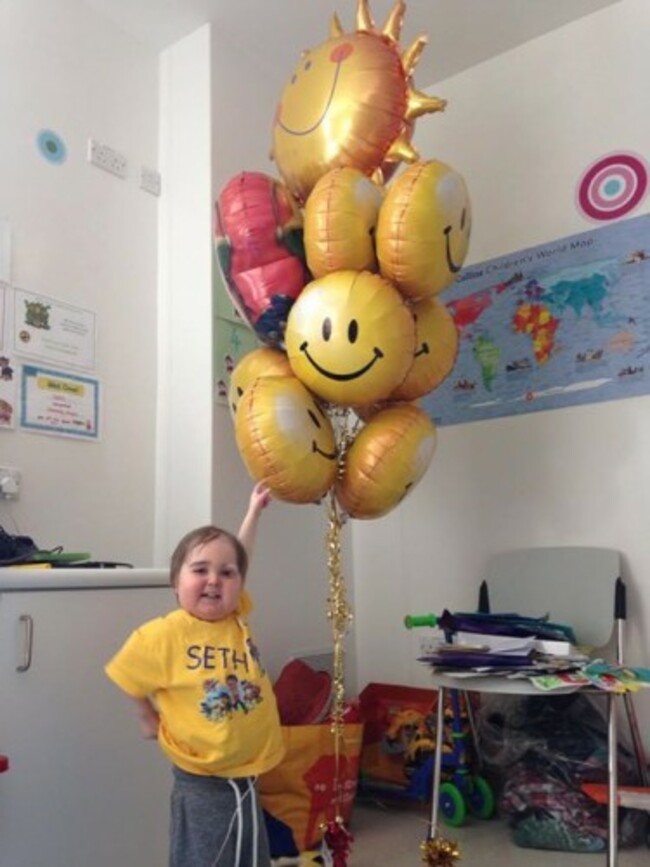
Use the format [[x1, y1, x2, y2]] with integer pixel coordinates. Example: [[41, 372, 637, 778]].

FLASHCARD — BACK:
[[215, 171, 310, 348]]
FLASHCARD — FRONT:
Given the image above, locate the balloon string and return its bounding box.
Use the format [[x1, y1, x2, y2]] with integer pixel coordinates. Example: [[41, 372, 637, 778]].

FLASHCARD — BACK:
[[326, 489, 353, 819]]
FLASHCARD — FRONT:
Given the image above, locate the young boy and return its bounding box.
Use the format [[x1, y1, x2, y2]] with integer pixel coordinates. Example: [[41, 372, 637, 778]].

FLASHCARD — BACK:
[[105, 483, 284, 867]]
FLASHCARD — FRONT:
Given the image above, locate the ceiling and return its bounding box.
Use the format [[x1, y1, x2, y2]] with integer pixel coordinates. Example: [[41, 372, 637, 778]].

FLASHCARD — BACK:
[[82, 0, 620, 85]]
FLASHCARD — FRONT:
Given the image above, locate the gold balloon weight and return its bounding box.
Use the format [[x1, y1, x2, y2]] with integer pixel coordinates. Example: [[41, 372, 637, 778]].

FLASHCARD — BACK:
[[420, 836, 461, 866]]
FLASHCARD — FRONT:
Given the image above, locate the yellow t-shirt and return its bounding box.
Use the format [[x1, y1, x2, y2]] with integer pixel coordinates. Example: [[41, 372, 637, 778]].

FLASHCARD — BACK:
[[105, 592, 285, 777]]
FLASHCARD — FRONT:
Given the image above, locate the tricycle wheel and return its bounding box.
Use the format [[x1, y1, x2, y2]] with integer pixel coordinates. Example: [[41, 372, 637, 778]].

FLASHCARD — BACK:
[[439, 781, 467, 827], [466, 774, 495, 819]]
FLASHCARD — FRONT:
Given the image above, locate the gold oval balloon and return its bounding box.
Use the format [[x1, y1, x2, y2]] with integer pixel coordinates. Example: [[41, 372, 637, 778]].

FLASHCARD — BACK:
[[336, 403, 437, 519], [285, 269, 415, 407], [389, 297, 459, 401], [377, 160, 472, 299], [228, 347, 292, 418], [304, 167, 383, 278], [235, 376, 338, 504]]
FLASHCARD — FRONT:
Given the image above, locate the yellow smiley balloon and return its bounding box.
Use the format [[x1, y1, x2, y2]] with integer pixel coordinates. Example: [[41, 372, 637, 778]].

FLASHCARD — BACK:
[[235, 375, 338, 504], [389, 297, 459, 402], [304, 167, 384, 278], [228, 347, 292, 418], [271, 0, 446, 203], [285, 269, 416, 407], [377, 159, 472, 299], [336, 403, 437, 519]]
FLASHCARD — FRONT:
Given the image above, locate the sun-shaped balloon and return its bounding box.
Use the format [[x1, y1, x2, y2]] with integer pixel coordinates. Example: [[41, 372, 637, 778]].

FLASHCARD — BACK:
[[271, 0, 446, 203]]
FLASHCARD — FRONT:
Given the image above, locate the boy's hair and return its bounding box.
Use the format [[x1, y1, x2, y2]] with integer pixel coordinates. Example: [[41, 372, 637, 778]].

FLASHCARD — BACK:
[[169, 526, 248, 587]]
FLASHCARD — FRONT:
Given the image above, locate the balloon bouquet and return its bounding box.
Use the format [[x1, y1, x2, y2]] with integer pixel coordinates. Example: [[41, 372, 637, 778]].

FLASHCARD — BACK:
[[215, 3, 470, 863]]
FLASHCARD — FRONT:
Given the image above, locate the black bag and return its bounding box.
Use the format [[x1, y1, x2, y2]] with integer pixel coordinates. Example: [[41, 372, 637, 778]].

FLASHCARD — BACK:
[[0, 526, 38, 565]]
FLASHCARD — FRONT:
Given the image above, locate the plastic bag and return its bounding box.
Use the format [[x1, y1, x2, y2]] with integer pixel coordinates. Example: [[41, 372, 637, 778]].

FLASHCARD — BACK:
[[476, 693, 646, 851]]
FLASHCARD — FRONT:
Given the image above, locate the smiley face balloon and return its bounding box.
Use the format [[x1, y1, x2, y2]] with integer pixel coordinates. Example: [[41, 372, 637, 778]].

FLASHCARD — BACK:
[[285, 269, 416, 407], [235, 375, 338, 504], [389, 297, 459, 402], [336, 403, 437, 519], [228, 347, 293, 418], [304, 167, 383, 278], [271, 0, 446, 203], [377, 159, 472, 299]]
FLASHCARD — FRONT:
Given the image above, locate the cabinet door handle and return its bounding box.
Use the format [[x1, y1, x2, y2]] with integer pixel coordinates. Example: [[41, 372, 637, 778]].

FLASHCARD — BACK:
[[16, 614, 33, 672]]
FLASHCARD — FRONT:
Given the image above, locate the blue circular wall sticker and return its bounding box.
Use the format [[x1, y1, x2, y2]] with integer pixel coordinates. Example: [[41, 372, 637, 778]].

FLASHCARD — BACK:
[[36, 129, 67, 164]]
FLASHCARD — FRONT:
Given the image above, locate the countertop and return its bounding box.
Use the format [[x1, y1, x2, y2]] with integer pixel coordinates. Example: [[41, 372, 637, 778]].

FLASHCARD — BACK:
[[0, 567, 170, 591]]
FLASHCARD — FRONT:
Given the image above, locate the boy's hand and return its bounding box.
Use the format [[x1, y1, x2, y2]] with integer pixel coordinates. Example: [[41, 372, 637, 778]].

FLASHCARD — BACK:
[[133, 697, 160, 739], [250, 482, 272, 514]]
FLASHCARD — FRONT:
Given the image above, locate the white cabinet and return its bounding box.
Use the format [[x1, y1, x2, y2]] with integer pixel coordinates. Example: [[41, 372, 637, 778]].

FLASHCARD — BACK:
[[0, 573, 175, 867]]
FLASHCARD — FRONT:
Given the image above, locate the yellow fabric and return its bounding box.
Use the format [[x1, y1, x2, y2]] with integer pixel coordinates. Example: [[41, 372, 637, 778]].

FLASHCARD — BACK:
[[259, 723, 363, 852], [105, 593, 284, 777]]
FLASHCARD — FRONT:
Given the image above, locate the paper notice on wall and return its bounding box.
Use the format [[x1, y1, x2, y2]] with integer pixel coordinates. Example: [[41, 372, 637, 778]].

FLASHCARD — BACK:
[[0, 350, 17, 430], [12, 288, 97, 370], [20, 364, 100, 439]]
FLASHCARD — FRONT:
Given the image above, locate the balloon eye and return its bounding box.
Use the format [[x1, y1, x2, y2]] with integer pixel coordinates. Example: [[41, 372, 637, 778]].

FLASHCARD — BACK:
[[460, 208, 467, 230], [348, 320, 358, 343], [307, 409, 321, 429], [291, 74, 297, 85], [236, 387, 244, 398], [322, 318, 332, 341], [304, 60, 312, 72]]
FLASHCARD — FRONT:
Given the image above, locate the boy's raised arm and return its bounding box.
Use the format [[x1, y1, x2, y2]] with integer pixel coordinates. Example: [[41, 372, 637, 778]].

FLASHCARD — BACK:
[[238, 482, 272, 559]]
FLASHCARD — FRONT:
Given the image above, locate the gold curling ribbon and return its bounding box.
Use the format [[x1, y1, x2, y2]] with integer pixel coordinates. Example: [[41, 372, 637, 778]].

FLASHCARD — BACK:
[[325, 487, 353, 823]]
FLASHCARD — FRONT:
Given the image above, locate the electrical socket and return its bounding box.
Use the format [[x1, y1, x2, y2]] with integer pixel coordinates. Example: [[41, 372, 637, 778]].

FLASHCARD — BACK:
[[0, 466, 21, 500], [140, 166, 161, 197], [87, 138, 127, 179]]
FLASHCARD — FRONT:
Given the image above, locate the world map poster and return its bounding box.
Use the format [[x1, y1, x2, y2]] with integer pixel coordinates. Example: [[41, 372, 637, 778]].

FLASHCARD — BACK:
[[423, 212, 650, 426]]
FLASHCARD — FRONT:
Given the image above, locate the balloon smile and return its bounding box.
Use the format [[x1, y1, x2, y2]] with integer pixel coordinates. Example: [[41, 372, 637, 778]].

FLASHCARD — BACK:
[[276, 46, 352, 136], [300, 342, 384, 380], [312, 441, 338, 460], [444, 225, 462, 274]]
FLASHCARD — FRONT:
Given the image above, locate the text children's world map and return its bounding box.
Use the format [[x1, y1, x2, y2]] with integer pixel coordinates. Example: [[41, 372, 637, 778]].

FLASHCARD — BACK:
[[423, 212, 650, 426]]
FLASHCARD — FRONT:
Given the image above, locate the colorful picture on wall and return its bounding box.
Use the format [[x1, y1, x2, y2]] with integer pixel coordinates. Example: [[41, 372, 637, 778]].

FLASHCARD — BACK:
[[20, 364, 100, 439], [576, 152, 648, 222], [0, 350, 17, 430], [214, 316, 259, 405], [423, 212, 650, 427], [11, 288, 97, 370]]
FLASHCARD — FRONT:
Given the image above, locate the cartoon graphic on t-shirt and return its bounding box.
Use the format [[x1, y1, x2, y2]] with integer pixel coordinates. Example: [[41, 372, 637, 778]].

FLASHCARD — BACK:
[[200, 674, 263, 722], [246, 637, 266, 674]]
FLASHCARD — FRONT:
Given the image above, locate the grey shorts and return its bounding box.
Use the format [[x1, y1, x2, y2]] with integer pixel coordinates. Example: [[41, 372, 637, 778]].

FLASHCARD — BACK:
[[170, 767, 271, 867]]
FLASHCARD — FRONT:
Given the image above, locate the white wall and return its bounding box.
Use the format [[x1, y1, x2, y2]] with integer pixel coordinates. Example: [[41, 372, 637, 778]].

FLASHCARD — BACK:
[[352, 0, 650, 746], [0, 0, 159, 564], [155, 25, 214, 564]]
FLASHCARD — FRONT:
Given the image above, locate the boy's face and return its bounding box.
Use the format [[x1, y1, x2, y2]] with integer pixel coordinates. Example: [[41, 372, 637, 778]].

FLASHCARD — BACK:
[[175, 536, 243, 622]]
